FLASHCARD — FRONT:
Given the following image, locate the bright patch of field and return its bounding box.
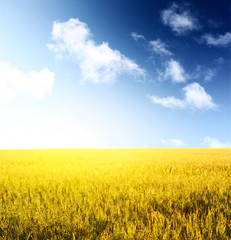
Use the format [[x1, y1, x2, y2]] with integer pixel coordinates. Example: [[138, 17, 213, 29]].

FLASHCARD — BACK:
[[0, 149, 231, 239]]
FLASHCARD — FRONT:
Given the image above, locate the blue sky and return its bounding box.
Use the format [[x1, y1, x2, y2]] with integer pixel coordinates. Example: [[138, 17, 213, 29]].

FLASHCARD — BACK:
[[0, 0, 230, 149]]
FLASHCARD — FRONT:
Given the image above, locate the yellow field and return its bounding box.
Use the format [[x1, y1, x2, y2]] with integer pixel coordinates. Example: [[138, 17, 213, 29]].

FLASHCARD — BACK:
[[0, 149, 230, 239]]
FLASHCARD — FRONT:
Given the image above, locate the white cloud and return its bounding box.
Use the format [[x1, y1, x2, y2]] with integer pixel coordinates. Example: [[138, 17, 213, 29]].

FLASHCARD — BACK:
[[161, 138, 186, 147], [183, 83, 216, 110], [131, 32, 145, 41], [164, 59, 188, 83], [131, 34, 173, 57], [0, 61, 54, 101], [48, 18, 145, 84], [149, 95, 185, 108], [149, 39, 172, 56], [161, 3, 200, 35], [201, 32, 231, 47], [159, 61, 215, 85], [203, 137, 231, 148], [150, 82, 217, 110]]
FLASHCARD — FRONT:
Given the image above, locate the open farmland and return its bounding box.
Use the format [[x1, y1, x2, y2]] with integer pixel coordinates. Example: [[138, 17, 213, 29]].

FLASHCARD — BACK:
[[0, 149, 231, 239]]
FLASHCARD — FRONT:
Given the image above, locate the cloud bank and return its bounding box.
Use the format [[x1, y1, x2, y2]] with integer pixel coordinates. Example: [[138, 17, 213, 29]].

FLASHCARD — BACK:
[[48, 18, 145, 84], [0, 61, 54, 102]]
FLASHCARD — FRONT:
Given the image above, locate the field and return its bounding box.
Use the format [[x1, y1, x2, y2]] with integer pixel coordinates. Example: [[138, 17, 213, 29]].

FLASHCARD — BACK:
[[0, 149, 231, 239]]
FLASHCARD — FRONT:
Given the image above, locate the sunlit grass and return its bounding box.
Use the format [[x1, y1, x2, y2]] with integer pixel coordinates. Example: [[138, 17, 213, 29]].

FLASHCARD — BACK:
[[0, 149, 230, 239]]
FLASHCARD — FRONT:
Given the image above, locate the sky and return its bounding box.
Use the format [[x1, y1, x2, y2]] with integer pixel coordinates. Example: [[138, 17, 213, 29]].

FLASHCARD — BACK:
[[0, 0, 230, 149]]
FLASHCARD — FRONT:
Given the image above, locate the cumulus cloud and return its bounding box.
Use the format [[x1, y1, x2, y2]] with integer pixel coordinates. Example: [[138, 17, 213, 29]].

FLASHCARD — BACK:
[[183, 83, 216, 109], [149, 39, 172, 56], [130, 32, 145, 41], [164, 59, 188, 83], [161, 3, 200, 35], [161, 138, 186, 147], [200, 32, 231, 47], [0, 61, 55, 102], [48, 18, 145, 84], [150, 82, 217, 110], [203, 137, 231, 148]]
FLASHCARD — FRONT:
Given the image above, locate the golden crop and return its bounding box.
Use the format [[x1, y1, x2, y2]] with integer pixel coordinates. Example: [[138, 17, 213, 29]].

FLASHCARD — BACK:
[[0, 149, 230, 239]]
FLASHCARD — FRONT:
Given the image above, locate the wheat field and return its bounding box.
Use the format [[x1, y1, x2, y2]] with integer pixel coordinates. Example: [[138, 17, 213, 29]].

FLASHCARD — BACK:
[[0, 149, 230, 239]]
